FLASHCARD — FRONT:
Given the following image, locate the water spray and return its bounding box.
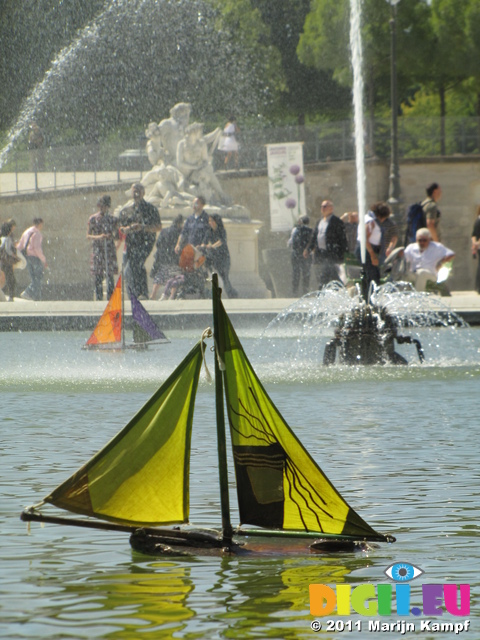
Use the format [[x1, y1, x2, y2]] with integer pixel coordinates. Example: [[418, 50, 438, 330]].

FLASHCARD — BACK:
[[349, 0, 368, 301]]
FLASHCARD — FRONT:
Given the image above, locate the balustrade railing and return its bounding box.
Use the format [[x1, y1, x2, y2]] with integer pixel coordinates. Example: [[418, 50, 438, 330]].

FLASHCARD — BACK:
[[1, 117, 479, 195]]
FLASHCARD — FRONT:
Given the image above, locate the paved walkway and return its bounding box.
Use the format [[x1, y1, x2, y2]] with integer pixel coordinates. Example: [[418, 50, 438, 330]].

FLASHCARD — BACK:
[[0, 292, 479, 332]]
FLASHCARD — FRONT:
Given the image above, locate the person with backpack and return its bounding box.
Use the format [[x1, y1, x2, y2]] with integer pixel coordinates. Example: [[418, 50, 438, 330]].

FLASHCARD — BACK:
[[404, 182, 442, 246], [288, 215, 312, 296], [422, 182, 442, 241]]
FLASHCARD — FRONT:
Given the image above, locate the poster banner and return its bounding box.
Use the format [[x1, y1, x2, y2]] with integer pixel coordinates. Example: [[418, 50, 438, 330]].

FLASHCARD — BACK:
[[266, 142, 306, 232]]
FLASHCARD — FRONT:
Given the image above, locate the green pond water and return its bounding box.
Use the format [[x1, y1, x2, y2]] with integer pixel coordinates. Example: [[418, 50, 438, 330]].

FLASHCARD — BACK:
[[1, 327, 479, 639]]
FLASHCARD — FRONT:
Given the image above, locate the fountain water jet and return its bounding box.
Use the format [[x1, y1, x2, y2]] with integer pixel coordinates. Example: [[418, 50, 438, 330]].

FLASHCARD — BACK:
[[349, 0, 367, 266], [0, 0, 272, 170], [0, 1, 115, 169]]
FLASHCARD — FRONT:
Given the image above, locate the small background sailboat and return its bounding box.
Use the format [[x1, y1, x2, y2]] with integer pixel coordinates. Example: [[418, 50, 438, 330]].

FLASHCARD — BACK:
[[24, 275, 394, 554], [83, 274, 169, 350]]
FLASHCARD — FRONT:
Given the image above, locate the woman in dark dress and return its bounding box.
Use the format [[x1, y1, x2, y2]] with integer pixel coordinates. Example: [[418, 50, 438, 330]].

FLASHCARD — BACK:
[[472, 204, 480, 294], [150, 214, 184, 299], [201, 214, 237, 298], [0, 219, 19, 301], [87, 195, 118, 300]]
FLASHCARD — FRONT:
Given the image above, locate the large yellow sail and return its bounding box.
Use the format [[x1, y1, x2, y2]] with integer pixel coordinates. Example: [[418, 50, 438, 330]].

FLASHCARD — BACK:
[[44, 343, 203, 526], [218, 301, 387, 541]]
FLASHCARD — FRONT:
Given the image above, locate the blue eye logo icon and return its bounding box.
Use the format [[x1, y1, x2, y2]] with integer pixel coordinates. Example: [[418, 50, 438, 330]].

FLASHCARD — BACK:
[[384, 563, 424, 582]]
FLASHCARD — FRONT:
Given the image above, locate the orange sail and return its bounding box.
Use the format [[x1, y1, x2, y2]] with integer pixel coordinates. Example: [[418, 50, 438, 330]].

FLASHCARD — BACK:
[[85, 276, 122, 347]]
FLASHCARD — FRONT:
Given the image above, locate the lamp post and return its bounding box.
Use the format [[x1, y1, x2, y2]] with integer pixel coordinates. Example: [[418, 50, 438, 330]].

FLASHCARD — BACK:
[[386, 0, 401, 215]]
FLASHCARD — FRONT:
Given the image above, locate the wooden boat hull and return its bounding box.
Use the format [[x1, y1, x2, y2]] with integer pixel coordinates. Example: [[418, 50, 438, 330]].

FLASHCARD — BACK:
[[21, 511, 383, 557], [129, 528, 375, 557]]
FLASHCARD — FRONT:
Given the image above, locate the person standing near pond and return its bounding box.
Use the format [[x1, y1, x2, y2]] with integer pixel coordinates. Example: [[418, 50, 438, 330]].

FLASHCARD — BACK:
[[471, 204, 480, 294], [355, 202, 392, 291], [200, 213, 238, 298], [422, 182, 442, 241], [288, 215, 312, 296], [87, 196, 119, 301], [175, 196, 210, 255], [17, 217, 47, 301], [0, 219, 19, 302], [304, 200, 348, 288], [340, 211, 359, 256], [119, 183, 162, 299], [150, 214, 184, 300]]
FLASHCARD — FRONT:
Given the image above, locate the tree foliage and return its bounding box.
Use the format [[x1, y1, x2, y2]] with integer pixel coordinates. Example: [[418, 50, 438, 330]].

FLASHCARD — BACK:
[[1, 0, 480, 150], [251, 0, 350, 121], [0, 0, 105, 133], [298, 0, 480, 153], [0, 0, 283, 145], [298, 0, 433, 111]]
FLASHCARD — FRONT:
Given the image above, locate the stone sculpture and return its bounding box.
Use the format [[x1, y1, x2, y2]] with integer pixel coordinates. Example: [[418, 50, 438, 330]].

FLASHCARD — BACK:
[[144, 122, 164, 167], [117, 103, 249, 220], [141, 164, 192, 208], [176, 123, 229, 205], [157, 102, 192, 166]]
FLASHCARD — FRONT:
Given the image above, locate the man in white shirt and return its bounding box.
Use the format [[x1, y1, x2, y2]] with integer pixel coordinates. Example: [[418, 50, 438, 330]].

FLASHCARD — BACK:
[[403, 227, 454, 291]]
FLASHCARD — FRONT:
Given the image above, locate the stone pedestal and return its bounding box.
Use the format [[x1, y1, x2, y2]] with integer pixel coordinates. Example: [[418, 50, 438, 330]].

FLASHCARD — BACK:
[[224, 219, 271, 298]]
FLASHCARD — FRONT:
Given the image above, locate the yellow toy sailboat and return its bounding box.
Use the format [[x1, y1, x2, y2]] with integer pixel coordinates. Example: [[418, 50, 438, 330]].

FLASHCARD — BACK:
[[22, 275, 394, 555]]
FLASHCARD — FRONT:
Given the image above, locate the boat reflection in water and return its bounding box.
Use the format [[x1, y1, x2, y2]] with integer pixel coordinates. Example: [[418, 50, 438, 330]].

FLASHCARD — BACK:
[[31, 552, 352, 638]]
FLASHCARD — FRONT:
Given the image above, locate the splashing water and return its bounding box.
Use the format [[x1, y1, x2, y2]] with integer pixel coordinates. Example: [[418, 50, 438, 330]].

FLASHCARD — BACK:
[[257, 283, 480, 375], [0, 0, 269, 169], [0, 1, 116, 169], [370, 282, 468, 328]]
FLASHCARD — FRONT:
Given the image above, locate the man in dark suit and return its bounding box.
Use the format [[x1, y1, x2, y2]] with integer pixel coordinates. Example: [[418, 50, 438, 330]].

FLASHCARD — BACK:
[[119, 183, 162, 299], [304, 200, 348, 288]]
